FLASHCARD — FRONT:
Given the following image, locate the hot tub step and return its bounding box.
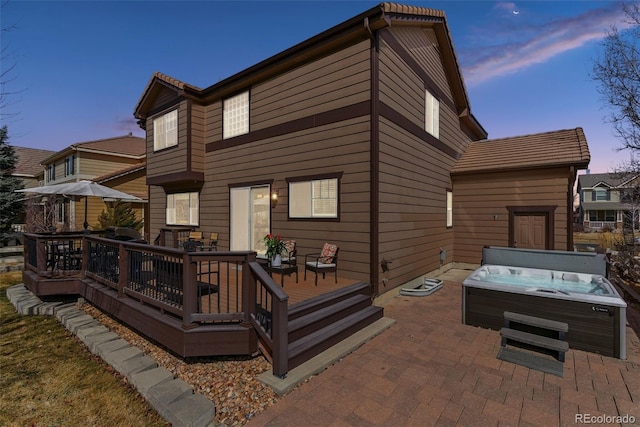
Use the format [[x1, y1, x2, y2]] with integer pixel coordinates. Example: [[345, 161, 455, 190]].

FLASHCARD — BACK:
[[497, 346, 564, 377], [503, 311, 568, 332], [500, 328, 569, 353]]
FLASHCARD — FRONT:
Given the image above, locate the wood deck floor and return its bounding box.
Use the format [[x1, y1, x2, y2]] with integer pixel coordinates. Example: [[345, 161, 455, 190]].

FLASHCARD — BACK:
[[198, 262, 359, 314]]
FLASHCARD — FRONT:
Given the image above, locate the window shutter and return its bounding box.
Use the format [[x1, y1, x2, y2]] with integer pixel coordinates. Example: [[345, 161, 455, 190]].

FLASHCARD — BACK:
[[606, 190, 610, 201], [591, 191, 595, 201]]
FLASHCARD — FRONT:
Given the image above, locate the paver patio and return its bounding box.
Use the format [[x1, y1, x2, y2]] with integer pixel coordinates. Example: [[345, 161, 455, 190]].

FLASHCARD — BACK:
[[247, 269, 640, 426]]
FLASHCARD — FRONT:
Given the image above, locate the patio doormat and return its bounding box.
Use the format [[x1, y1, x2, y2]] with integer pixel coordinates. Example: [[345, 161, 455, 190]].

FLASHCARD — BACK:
[[497, 346, 564, 377]]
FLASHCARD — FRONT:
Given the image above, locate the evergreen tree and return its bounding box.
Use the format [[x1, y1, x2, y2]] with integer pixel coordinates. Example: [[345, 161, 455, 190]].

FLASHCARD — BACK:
[[96, 199, 143, 231], [0, 126, 24, 242]]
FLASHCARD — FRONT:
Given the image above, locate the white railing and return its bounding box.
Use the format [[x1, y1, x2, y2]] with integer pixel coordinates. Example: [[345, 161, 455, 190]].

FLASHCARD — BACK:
[[587, 221, 617, 230]]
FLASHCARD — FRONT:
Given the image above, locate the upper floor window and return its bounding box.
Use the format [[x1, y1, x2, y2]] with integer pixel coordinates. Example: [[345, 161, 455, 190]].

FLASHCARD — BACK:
[[166, 191, 199, 226], [289, 176, 339, 219], [592, 188, 610, 201], [47, 164, 55, 182], [153, 110, 178, 151], [446, 190, 453, 228], [223, 91, 249, 139], [425, 90, 440, 138], [64, 155, 75, 177]]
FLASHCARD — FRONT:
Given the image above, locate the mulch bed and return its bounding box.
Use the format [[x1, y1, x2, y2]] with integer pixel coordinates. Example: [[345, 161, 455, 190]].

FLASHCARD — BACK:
[[81, 305, 279, 426]]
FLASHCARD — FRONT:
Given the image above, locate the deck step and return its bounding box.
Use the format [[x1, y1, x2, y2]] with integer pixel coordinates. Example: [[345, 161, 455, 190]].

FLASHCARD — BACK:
[[288, 294, 372, 342], [288, 282, 372, 320], [287, 305, 383, 371], [500, 328, 569, 353], [497, 347, 564, 377]]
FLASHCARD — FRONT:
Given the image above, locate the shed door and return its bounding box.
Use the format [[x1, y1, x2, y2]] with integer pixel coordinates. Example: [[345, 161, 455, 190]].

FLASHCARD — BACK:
[[514, 215, 546, 250]]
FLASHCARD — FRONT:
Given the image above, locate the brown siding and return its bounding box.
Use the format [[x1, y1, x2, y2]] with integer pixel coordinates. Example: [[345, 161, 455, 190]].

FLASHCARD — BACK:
[[377, 27, 473, 289], [146, 101, 190, 179], [251, 41, 371, 131], [191, 102, 206, 173], [453, 168, 571, 264], [145, 41, 375, 281]]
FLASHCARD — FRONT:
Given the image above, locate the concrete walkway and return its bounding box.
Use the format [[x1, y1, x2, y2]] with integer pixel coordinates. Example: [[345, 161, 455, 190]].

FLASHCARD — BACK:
[[247, 269, 640, 427]]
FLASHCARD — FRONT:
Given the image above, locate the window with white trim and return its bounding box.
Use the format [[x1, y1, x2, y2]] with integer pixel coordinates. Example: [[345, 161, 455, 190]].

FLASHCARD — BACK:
[[64, 155, 75, 177], [47, 164, 55, 182], [223, 91, 249, 139], [289, 178, 338, 218], [446, 190, 453, 227], [425, 90, 440, 138], [166, 192, 199, 226], [153, 110, 178, 151]]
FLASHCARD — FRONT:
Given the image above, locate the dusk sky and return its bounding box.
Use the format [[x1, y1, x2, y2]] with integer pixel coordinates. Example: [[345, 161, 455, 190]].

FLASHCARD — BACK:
[[1, 1, 632, 173]]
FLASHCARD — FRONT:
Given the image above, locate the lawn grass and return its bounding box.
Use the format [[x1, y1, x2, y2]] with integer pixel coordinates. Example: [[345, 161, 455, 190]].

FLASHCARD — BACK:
[[0, 272, 169, 427], [574, 231, 624, 251]]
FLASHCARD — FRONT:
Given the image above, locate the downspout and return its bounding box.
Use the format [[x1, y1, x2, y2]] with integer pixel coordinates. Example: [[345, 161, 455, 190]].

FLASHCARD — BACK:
[[568, 166, 576, 251], [367, 16, 381, 295]]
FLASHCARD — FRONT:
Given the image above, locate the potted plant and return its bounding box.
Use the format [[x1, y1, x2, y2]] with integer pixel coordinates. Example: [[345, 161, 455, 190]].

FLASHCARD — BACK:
[[263, 233, 287, 267]]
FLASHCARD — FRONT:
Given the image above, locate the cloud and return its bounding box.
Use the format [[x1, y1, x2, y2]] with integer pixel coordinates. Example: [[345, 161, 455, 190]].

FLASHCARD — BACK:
[[460, 4, 631, 86]]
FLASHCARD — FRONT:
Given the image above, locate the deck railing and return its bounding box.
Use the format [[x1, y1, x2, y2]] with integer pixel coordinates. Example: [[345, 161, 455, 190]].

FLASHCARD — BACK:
[[23, 232, 291, 375]]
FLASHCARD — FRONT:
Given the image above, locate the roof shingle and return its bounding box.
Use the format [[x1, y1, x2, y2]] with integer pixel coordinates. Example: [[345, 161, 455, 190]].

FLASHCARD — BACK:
[[452, 128, 590, 174], [13, 146, 56, 176]]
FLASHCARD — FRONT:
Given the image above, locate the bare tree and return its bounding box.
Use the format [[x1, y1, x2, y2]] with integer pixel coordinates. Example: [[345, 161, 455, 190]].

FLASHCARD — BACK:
[[1, 0, 25, 121], [592, 3, 640, 152]]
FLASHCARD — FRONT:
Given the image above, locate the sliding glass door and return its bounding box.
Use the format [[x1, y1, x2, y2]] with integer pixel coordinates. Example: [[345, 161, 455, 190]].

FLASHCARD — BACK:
[[230, 185, 270, 253]]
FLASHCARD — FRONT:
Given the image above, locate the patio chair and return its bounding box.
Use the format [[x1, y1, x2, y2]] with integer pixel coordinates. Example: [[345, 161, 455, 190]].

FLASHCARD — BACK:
[[304, 243, 339, 286], [184, 231, 204, 251], [204, 232, 219, 251], [282, 239, 297, 266]]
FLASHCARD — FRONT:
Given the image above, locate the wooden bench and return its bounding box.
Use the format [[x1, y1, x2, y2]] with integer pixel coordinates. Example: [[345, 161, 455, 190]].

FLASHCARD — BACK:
[[501, 311, 568, 360]]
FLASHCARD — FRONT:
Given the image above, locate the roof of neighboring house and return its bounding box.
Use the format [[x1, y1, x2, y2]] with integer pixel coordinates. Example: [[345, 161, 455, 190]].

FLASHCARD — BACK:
[[12, 146, 56, 177], [577, 172, 637, 188], [134, 2, 487, 140], [41, 133, 146, 164], [451, 128, 590, 175]]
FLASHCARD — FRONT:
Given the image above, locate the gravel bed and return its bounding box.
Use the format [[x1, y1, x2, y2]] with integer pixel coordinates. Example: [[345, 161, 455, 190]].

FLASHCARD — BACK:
[[81, 305, 279, 426]]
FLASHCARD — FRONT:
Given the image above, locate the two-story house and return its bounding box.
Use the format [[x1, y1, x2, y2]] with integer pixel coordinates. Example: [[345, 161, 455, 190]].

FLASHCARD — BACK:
[[39, 133, 147, 232], [133, 2, 590, 294], [578, 172, 640, 231]]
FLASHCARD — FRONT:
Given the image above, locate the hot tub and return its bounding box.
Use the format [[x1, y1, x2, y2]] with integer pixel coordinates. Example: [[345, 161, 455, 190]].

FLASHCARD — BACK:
[[463, 264, 627, 359]]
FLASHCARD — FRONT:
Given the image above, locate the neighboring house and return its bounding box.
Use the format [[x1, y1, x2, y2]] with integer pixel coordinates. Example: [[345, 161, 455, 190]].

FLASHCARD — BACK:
[[133, 3, 590, 294], [13, 146, 55, 189], [577, 172, 640, 231], [39, 134, 147, 232]]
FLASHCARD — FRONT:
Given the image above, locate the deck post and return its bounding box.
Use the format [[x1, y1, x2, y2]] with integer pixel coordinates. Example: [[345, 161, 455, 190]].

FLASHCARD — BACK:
[[36, 236, 46, 274], [117, 243, 127, 298], [182, 253, 197, 329], [271, 297, 289, 378], [242, 253, 257, 325], [82, 236, 89, 273]]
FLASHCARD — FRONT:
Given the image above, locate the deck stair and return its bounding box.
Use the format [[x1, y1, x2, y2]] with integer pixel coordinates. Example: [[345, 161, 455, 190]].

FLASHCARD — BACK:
[[497, 311, 568, 377], [285, 282, 383, 371]]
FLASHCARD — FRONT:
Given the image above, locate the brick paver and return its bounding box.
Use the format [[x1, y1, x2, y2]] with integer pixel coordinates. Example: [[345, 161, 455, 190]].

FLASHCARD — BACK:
[[247, 274, 640, 426]]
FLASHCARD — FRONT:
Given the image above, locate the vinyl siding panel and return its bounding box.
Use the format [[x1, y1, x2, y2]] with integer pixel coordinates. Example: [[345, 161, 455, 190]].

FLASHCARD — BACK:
[[200, 116, 371, 282], [191, 103, 206, 172], [149, 185, 167, 243], [377, 27, 472, 289], [251, 41, 370, 131], [146, 101, 189, 179], [453, 168, 571, 264], [77, 153, 140, 180]]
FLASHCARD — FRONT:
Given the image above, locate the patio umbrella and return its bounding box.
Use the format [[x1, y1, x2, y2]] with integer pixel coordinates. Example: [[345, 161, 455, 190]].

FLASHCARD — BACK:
[[16, 180, 142, 231]]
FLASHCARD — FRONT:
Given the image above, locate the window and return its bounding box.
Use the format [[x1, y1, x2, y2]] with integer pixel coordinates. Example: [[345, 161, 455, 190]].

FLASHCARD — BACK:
[[47, 164, 55, 182], [446, 190, 453, 227], [64, 155, 75, 177], [592, 188, 609, 201], [289, 178, 338, 219], [153, 110, 178, 151], [223, 91, 249, 139], [55, 199, 67, 223], [589, 210, 615, 222], [425, 90, 440, 138], [166, 192, 199, 225]]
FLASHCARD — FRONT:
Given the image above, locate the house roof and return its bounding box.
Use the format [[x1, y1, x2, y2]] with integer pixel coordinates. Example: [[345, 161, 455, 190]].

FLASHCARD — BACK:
[[451, 128, 591, 175], [577, 172, 636, 188], [12, 146, 56, 177], [41, 134, 146, 164], [581, 201, 624, 211], [134, 2, 486, 139], [93, 162, 146, 184]]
